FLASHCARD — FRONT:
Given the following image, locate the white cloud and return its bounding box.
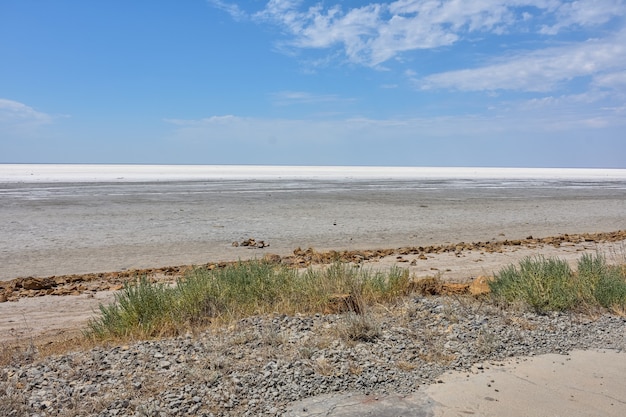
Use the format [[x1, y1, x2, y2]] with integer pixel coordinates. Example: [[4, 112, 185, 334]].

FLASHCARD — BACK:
[[166, 102, 625, 149], [270, 90, 353, 105], [207, 0, 247, 21], [419, 30, 626, 92], [593, 71, 626, 89], [0, 99, 54, 125], [540, 0, 625, 34], [211, 1, 626, 66]]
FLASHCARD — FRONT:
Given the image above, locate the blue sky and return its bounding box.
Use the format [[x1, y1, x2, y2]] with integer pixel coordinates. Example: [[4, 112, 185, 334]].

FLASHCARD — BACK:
[[1, 0, 625, 167]]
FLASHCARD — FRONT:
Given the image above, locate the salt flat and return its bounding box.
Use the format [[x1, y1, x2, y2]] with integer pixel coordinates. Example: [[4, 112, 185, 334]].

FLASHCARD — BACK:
[[1, 165, 625, 280]]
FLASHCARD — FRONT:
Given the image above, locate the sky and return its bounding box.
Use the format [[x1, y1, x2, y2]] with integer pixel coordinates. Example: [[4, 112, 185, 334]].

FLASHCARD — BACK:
[[1, 0, 625, 168]]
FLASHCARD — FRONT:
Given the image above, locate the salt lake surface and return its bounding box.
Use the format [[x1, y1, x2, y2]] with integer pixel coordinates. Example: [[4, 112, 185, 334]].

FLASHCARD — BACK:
[[1, 164, 625, 279]]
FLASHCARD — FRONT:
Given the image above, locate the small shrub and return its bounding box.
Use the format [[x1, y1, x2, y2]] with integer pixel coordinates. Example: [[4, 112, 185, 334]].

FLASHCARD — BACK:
[[577, 253, 626, 310], [489, 256, 576, 312], [490, 254, 626, 313], [340, 312, 382, 343], [87, 277, 175, 339]]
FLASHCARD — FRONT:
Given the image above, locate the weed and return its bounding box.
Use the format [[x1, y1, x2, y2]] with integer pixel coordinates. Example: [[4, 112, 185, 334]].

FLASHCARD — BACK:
[[490, 254, 626, 313], [475, 327, 498, 354], [87, 261, 409, 340], [313, 358, 335, 376], [348, 362, 363, 375], [578, 253, 626, 310], [0, 319, 37, 367], [297, 345, 315, 360], [0, 384, 30, 417], [395, 360, 418, 371], [339, 312, 382, 343]]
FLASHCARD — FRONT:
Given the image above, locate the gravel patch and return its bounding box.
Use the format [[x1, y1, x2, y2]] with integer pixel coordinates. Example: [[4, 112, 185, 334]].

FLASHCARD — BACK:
[[2, 296, 625, 416]]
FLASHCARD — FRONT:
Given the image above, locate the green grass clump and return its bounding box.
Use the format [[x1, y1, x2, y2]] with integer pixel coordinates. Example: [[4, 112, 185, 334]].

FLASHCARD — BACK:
[[489, 254, 626, 313], [87, 277, 176, 339], [577, 253, 626, 310], [87, 261, 410, 340]]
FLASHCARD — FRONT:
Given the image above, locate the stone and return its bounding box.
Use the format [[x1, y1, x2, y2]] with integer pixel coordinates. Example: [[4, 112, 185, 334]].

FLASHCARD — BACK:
[[326, 294, 362, 315], [469, 276, 492, 296], [263, 253, 282, 263], [20, 277, 55, 291], [440, 283, 470, 295]]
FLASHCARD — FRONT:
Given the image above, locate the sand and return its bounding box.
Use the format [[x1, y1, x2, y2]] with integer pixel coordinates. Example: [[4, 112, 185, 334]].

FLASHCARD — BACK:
[[286, 349, 626, 417], [1, 175, 625, 415], [2, 178, 625, 280], [1, 237, 624, 344], [1, 174, 625, 341]]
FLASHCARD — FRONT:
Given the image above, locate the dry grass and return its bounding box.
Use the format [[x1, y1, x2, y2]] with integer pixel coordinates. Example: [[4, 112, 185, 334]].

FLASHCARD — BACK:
[[86, 261, 410, 341], [338, 312, 382, 343], [5, 252, 624, 368]]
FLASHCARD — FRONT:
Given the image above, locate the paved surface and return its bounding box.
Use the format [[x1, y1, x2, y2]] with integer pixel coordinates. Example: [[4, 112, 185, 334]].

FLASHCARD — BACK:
[[286, 349, 626, 417]]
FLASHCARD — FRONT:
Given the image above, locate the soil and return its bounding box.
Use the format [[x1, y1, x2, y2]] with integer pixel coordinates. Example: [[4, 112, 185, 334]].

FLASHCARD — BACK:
[[1, 231, 624, 347]]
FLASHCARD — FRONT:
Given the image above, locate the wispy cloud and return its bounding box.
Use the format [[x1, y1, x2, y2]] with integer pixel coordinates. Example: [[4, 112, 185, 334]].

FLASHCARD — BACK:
[[419, 30, 626, 92], [539, 0, 625, 34], [166, 102, 625, 147], [207, 0, 247, 21], [593, 70, 626, 89], [0, 98, 54, 125], [270, 90, 354, 106], [210, 1, 626, 66]]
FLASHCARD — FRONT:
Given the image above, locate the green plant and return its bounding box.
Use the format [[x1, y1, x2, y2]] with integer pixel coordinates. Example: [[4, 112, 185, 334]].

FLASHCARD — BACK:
[[578, 254, 626, 310], [87, 261, 412, 341], [87, 277, 175, 339], [489, 256, 576, 312], [490, 254, 626, 313]]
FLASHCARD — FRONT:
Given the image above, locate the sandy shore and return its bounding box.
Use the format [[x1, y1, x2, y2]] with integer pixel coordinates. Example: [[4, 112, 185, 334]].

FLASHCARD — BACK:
[[1, 232, 625, 345]]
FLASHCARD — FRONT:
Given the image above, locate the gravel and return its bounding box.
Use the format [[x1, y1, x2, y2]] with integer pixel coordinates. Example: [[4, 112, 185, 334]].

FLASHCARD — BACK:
[[2, 296, 625, 417]]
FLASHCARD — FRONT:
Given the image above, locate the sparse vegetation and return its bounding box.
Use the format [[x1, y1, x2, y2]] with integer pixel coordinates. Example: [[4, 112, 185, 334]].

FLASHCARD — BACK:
[[489, 254, 626, 313], [87, 253, 626, 341], [87, 261, 410, 340], [339, 312, 382, 343]]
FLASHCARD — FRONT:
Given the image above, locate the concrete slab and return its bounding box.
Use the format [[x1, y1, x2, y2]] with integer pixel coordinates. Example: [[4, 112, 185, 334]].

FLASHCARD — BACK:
[[286, 391, 435, 417], [286, 349, 626, 417]]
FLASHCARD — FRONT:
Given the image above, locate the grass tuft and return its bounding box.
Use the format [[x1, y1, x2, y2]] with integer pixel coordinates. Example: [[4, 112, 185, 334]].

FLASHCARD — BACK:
[[87, 253, 626, 341], [489, 254, 626, 313], [339, 312, 382, 343], [87, 261, 410, 340]]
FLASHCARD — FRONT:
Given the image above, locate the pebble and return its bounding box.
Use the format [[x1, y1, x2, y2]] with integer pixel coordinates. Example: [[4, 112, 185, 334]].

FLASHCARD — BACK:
[[1, 296, 624, 416]]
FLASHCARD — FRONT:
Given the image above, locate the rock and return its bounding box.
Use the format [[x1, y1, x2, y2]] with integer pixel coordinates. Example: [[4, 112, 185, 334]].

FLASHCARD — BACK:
[[20, 277, 55, 291], [440, 283, 470, 295], [409, 277, 443, 295], [263, 254, 282, 263], [469, 276, 492, 296], [234, 237, 270, 249], [326, 294, 362, 315]]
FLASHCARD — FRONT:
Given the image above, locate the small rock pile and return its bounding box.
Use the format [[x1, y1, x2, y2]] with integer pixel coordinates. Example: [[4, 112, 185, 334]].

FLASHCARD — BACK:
[[2, 296, 624, 416], [232, 238, 270, 249]]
